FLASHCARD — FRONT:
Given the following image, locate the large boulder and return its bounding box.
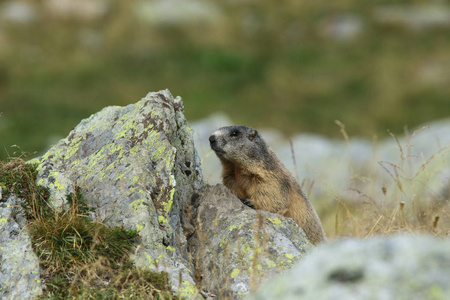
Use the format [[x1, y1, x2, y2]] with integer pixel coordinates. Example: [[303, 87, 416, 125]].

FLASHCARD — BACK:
[[32, 90, 204, 297], [188, 184, 313, 299], [0, 195, 42, 299], [248, 235, 450, 300]]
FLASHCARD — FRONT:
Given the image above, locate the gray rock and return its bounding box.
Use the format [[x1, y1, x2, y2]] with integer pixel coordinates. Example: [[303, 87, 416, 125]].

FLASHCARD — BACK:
[[188, 184, 313, 299], [1, 1, 37, 24], [31, 89, 204, 297], [134, 0, 221, 25], [0, 196, 42, 299], [319, 14, 364, 41], [374, 4, 450, 30], [248, 235, 450, 300]]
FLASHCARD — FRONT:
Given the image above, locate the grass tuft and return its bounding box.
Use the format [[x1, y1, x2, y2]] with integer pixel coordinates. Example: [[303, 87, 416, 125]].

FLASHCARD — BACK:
[[0, 159, 49, 205]]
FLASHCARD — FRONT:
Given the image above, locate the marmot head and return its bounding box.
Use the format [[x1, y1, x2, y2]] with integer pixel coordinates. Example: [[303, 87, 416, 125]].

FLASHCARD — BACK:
[[209, 125, 268, 165]]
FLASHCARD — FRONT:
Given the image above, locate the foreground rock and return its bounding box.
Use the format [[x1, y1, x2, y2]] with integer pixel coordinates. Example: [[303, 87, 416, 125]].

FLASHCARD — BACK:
[[188, 185, 313, 298], [248, 235, 450, 300], [0, 195, 42, 299], [32, 90, 204, 297]]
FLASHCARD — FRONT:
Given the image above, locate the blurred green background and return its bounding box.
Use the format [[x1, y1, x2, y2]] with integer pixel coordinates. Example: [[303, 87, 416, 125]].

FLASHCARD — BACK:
[[0, 0, 449, 160]]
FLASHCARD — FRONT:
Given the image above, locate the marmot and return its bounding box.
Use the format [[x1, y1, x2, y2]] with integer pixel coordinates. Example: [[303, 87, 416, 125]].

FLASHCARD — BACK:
[[209, 125, 326, 245]]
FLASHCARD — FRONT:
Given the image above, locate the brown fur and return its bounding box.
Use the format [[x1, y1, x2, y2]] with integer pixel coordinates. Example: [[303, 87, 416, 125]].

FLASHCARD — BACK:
[[209, 126, 326, 245]]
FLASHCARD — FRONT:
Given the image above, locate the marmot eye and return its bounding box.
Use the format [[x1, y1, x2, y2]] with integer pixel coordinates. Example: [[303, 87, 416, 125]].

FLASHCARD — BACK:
[[230, 130, 239, 137]]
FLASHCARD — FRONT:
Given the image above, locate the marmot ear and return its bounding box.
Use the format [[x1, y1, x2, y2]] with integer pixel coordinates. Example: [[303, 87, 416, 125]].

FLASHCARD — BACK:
[[249, 129, 258, 141]]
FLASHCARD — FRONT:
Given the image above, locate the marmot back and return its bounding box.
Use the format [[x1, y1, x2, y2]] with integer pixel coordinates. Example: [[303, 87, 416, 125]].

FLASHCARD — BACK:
[[209, 125, 326, 245]]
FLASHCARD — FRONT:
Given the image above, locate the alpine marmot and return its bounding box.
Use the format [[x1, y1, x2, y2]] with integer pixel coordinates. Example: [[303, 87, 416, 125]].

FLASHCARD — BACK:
[[209, 125, 326, 245]]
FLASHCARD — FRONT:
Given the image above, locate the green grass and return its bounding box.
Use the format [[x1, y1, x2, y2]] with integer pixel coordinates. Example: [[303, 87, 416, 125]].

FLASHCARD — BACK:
[[0, 161, 49, 205], [0, 158, 177, 299]]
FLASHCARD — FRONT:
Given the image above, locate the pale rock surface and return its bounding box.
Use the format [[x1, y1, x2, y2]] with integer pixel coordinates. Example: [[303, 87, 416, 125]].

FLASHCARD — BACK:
[[32, 89, 203, 297], [248, 235, 450, 300], [0, 196, 42, 299], [188, 184, 313, 299]]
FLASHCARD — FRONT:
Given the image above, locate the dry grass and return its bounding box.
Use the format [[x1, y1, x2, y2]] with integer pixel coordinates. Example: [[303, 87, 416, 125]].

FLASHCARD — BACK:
[[317, 124, 450, 239], [325, 193, 449, 239]]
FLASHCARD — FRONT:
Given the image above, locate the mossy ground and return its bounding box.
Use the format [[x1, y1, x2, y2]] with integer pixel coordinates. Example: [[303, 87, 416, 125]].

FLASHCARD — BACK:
[[0, 158, 178, 299]]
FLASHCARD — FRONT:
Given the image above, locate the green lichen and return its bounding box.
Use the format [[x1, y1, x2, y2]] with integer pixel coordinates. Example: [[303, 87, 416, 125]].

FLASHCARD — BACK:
[[130, 199, 147, 210], [429, 285, 444, 300], [231, 268, 240, 279], [114, 111, 149, 139], [130, 146, 140, 156], [285, 253, 294, 260], [132, 175, 140, 185], [219, 240, 227, 248], [116, 172, 126, 181], [166, 186, 175, 211], [144, 252, 156, 269], [166, 246, 176, 252], [148, 131, 167, 160], [129, 186, 139, 193], [158, 215, 169, 225], [242, 244, 251, 254], [27, 157, 41, 166], [65, 136, 82, 160], [178, 280, 197, 298], [268, 217, 282, 226], [160, 186, 175, 214], [48, 171, 65, 190]]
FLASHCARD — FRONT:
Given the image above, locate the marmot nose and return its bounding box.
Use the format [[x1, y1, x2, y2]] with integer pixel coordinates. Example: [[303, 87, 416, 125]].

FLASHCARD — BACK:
[[209, 134, 216, 144]]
